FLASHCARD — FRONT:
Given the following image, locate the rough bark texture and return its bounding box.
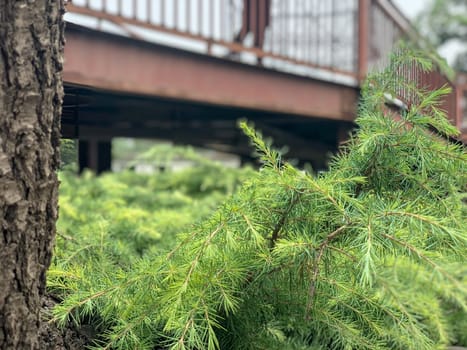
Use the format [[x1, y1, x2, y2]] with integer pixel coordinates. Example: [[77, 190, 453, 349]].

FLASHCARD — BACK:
[[0, 1, 65, 349], [38, 295, 92, 350]]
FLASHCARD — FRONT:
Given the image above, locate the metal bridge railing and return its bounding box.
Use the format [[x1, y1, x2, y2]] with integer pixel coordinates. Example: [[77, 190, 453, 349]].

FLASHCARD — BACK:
[[66, 0, 459, 127], [361, 0, 458, 127], [66, 0, 359, 78]]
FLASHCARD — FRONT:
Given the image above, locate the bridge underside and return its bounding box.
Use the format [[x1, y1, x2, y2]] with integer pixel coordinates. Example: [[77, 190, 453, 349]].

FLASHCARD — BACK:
[[63, 84, 356, 169], [62, 24, 359, 171]]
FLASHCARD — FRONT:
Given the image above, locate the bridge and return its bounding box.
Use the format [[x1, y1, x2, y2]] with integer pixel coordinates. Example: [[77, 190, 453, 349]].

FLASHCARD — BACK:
[[62, 0, 465, 173]]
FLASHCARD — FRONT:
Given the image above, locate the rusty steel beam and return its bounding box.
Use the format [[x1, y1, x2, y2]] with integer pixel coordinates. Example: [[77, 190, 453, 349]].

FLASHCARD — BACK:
[[64, 24, 358, 122]]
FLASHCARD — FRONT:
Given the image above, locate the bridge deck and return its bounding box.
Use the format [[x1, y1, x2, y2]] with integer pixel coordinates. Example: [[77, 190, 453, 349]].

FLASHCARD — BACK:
[[64, 23, 358, 121], [63, 22, 357, 168]]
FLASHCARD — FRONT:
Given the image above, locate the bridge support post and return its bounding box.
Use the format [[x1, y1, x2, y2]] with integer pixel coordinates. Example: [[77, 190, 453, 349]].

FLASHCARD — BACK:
[[78, 138, 112, 174]]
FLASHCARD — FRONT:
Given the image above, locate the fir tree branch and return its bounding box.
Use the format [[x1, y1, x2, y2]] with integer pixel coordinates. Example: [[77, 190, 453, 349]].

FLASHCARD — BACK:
[[306, 225, 348, 316], [180, 222, 226, 292], [380, 211, 465, 244], [270, 192, 301, 249], [380, 232, 465, 291], [327, 245, 357, 262]]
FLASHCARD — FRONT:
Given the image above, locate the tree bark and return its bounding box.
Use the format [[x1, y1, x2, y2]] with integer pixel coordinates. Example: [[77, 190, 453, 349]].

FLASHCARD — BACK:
[[0, 1, 65, 349]]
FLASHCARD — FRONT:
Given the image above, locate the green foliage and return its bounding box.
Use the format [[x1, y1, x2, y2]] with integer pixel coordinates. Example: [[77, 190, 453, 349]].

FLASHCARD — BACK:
[[50, 50, 466, 349], [50, 153, 253, 298], [60, 139, 77, 167]]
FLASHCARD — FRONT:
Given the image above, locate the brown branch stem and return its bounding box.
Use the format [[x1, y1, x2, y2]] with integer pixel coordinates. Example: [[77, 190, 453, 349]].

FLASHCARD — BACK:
[[306, 224, 348, 318], [269, 192, 301, 249]]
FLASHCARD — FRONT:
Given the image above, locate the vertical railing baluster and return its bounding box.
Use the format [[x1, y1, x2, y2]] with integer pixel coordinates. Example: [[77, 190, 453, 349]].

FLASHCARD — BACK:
[[319, 0, 322, 65], [208, 0, 213, 39], [403, 58, 407, 103], [323, 0, 326, 64], [304, 0, 307, 61], [305, 0, 310, 63], [299, 0, 302, 60], [199, 0, 203, 36], [288, 0, 292, 59], [233, 0, 237, 42], [327, 0, 331, 66], [407, 62, 414, 103], [249, 0, 255, 46], [117, 0, 122, 16], [264, 0, 268, 53], [174, 0, 178, 29], [358, 0, 369, 81], [295, 0, 298, 59], [318, 0, 321, 64], [133, 0, 137, 20], [161, 0, 165, 26], [296, 0, 300, 60], [318, 1, 327, 65], [270, 0, 275, 54], [187, 0, 191, 33], [331, 0, 335, 68], [310, 0, 314, 64], [412, 60, 416, 105], [353, 0, 358, 73], [220, 0, 225, 41], [280, 0, 284, 55], [283, 0, 288, 57], [302, 0, 306, 62], [410, 60, 414, 104], [289, 0, 293, 58], [258, 0, 265, 53], [147, 0, 151, 23]]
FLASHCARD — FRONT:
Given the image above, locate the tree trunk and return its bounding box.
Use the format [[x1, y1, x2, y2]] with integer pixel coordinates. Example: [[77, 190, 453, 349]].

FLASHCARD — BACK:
[[0, 1, 65, 349]]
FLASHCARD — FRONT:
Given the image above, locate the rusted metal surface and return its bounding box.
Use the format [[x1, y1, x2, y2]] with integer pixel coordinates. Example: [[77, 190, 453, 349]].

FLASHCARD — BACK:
[[419, 70, 457, 126], [64, 0, 461, 143], [66, 0, 359, 77], [363, 0, 459, 124], [392, 57, 458, 129], [64, 23, 358, 121], [65, 0, 459, 123], [358, 0, 369, 81]]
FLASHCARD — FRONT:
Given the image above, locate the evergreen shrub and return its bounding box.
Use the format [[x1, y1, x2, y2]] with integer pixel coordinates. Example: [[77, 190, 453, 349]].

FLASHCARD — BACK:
[[50, 49, 466, 350]]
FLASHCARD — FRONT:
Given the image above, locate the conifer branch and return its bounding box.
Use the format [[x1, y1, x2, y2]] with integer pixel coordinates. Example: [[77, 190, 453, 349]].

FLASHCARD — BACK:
[[171, 221, 226, 303], [269, 192, 301, 249], [306, 225, 348, 315], [380, 232, 465, 290]]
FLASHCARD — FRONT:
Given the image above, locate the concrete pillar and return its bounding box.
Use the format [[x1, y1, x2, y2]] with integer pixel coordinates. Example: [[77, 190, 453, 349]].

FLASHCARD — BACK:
[[78, 138, 112, 174]]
